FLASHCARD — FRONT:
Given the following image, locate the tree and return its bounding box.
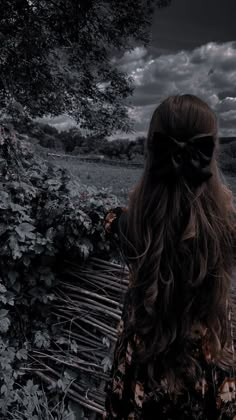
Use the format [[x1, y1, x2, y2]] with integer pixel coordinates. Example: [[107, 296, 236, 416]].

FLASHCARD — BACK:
[[0, 0, 171, 136]]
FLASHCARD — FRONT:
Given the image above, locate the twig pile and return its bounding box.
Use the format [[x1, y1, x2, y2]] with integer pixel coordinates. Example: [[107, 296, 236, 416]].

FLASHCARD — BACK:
[[31, 257, 129, 416]]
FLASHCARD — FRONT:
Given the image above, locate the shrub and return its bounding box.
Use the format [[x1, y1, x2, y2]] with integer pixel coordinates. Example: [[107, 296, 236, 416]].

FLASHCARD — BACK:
[[39, 134, 58, 149], [219, 156, 236, 175], [218, 142, 236, 175], [0, 124, 121, 418]]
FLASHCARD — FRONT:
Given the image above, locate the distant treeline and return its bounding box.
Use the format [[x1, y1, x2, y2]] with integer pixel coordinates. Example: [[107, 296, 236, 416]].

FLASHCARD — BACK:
[[220, 137, 236, 145], [12, 119, 145, 160], [10, 119, 236, 174]]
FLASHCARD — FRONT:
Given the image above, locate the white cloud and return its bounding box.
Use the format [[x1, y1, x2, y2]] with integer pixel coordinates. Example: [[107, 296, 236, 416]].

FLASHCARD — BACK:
[[42, 42, 236, 138], [112, 41, 236, 137], [215, 97, 236, 112], [36, 114, 78, 132], [112, 47, 148, 74]]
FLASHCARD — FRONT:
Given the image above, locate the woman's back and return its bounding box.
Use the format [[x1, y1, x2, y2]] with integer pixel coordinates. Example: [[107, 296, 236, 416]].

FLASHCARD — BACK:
[[102, 94, 236, 419]]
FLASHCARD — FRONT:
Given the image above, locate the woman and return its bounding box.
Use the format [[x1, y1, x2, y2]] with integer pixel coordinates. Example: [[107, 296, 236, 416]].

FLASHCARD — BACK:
[[102, 94, 236, 419]]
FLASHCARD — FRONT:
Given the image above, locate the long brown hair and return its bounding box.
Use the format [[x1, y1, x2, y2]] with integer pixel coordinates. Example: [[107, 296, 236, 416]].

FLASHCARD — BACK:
[[121, 94, 236, 391]]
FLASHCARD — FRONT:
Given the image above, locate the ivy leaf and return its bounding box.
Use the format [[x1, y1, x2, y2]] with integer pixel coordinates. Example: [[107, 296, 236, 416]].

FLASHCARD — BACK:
[[9, 203, 29, 219], [57, 379, 66, 391], [101, 356, 112, 373], [15, 222, 35, 240], [0, 284, 7, 294], [0, 309, 9, 318], [79, 243, 90, 259], [0, 310, 10, 333], [16, 348, 28, 361], [7, 270, 18, 286], [23, 256, 31, 266], [102, 337, 110, 349], [24, 379, 39, 395], [18, 182, 36, 199], [0, 224, 8, 236], [33, 244, 45, 254], [8, 235, 22, 260], [0, 295, 7, 305], [34, 331, 51, 349], [0, 385, 8, 396], [55, 337, 68, 345], [12, 282, 21, 293], [0, 191, 9, 210], [39, 270, 55, 287], [5, 293, 14, 306], [70, 340, 78, 354], [64, 368, 78, 381], [0, 291, 14, 306], [45, 179, 62, 191]]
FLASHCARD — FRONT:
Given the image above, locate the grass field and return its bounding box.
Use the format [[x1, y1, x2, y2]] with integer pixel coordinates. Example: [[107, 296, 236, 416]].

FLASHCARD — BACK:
[[45, 154, 235, 207], [45, 156, 143, 205]]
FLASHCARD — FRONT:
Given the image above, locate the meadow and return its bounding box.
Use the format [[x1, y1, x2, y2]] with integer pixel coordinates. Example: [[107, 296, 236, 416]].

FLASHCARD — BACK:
[[45, 155, 142, 206], [45, 154, 236, 206]]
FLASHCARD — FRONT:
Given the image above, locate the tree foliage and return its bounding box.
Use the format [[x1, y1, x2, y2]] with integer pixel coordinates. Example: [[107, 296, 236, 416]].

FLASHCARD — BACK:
[[0, 0, 171, 136]]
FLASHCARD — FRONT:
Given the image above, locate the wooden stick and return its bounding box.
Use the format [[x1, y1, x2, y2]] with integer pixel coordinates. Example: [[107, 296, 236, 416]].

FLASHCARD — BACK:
[[34, 370, 104, 414]]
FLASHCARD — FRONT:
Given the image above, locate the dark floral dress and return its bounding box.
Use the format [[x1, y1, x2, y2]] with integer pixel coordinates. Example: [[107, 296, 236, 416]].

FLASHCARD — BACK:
[[103, 207, 236, 420]]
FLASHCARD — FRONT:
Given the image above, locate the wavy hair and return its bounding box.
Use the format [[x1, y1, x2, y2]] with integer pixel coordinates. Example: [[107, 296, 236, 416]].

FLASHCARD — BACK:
[[120, 94, 236, 392]]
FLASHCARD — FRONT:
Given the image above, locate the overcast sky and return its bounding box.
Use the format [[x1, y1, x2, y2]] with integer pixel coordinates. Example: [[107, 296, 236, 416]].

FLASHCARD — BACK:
[[46, 0, 236, 138], [111, 0, 236, 139]]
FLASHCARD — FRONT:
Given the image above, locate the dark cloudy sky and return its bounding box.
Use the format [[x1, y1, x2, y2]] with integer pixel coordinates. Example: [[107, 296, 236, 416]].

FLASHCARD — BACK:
[[45, 0, 236, 138], [109, 0, 236, 139]]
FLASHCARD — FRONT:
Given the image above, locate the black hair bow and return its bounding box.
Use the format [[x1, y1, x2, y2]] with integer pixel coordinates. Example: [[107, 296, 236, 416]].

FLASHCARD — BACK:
[[149, 132, 215, 187]]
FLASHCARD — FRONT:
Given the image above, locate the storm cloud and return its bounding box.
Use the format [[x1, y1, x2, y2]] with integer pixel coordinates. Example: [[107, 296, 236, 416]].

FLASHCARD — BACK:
[[113, 41, 236, 138]]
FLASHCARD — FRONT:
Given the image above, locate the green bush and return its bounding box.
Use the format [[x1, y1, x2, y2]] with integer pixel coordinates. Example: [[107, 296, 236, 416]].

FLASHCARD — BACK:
[[0, 124, 121, 418], [218, 142, 236, 175]]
